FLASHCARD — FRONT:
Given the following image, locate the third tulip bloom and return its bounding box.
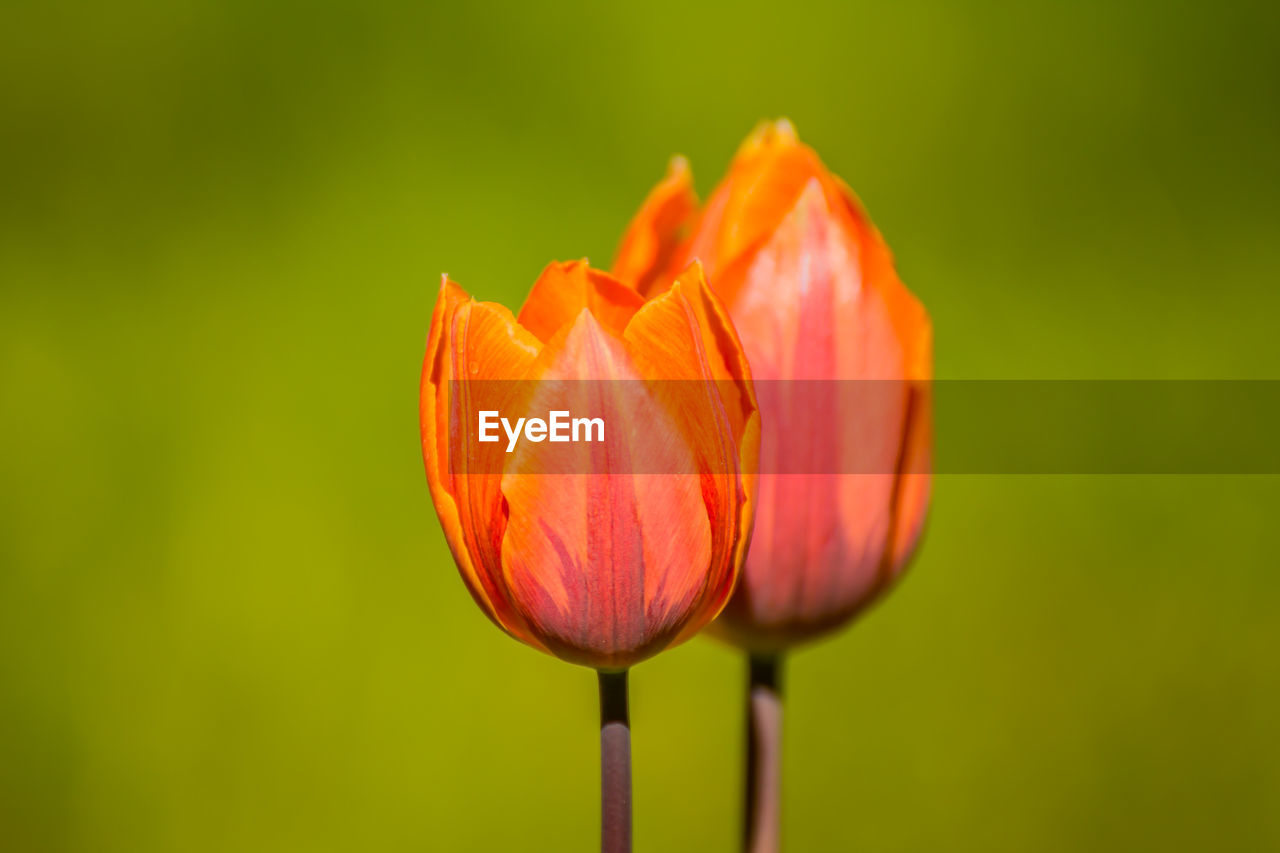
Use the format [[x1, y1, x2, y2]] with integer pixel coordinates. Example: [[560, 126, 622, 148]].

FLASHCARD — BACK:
[[614, 120, 933, 852]]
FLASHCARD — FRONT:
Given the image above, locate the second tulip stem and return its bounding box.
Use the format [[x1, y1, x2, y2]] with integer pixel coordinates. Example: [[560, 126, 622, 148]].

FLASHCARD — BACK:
[[744, 653, 784, 853], [599, 668, 632, 853]]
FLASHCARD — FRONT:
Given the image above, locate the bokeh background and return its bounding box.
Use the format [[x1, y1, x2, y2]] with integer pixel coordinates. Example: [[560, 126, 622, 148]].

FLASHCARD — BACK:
[[3, 1, 1279, 850]]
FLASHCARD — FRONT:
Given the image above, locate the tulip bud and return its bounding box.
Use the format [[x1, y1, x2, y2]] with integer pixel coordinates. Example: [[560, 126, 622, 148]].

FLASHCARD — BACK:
[[420, 260, 760, 669], [614, 121, 932, 651]]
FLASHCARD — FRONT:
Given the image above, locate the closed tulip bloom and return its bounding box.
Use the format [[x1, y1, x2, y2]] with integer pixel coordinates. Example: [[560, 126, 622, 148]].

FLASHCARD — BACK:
[[420, 260, 760, 670], [421, 259, 759, 852], [614, 120, 932, 651], [613, 122, 931, 853]]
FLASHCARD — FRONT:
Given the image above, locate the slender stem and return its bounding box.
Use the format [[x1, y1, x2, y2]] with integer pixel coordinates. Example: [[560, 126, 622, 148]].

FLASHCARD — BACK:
[[744, 654, 784, 853], [599, 669, 632, 853]]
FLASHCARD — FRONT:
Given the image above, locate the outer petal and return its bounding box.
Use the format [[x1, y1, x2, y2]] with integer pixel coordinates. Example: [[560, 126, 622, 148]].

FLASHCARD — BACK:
[[683, 119, 836, 289], [712, 172, 931, 651], [517, 260, 647, 343], [839, 178, 934, 587], [420, 276, 547, 649], [885, 317, 933, 578], [497, 310, 713, 668], [611, 156, 699, 297], [622, 263, 760, 645]]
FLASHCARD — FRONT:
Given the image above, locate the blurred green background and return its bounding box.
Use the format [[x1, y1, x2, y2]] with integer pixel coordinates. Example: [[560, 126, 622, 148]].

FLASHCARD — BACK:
[[3, 0, 1279, 850]]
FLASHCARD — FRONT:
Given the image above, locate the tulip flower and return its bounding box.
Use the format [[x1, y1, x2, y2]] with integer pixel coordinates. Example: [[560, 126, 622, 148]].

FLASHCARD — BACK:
[[613, 120, 932, 853], [420, 259, 759, 853]]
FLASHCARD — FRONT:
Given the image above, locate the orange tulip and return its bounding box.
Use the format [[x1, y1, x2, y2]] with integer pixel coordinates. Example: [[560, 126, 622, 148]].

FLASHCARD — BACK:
[[421, 258, 759, 853], [615, 121, 931, 853], [614, 120, 932, 652], [419, 259, 760, 670]]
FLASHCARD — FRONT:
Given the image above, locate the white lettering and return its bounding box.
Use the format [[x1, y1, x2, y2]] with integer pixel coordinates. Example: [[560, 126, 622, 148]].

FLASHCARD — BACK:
[[478, 411, 500, 442], [480, 411, 603, 453], [573, 417, 604, 442], [502, 417, 525, 453], [549, 410, 570, 442]]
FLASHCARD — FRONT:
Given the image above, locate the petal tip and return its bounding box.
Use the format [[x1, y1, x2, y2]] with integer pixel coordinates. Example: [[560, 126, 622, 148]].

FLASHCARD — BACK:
[[740, 118, 801, 156], [677, 257, 707, 285]]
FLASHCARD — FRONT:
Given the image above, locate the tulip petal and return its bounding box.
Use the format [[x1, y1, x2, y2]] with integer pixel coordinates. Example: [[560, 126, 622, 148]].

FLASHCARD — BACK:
[[685, 120, 836, 284], [622, 263, 761, 643], [715, 179, 924, 648], [611, 156, 699, 297], [885, 318, 933, 578], [517, 260, 647, 343], [498, 310, 714, 668], [421, 276, 547, 648], [831, 177, 934, 586]]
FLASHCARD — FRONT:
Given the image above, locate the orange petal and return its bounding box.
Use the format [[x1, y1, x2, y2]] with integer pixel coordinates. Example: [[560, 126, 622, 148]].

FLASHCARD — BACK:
[[497, 310, 713, 668], [421, 275, 546, 649], [622, 263, 761, 643], [885, 318, 933, 577], [711, 176, 929, 650], [611, 156, 699, 297], [685, 119, 836, 281], [517, 260, 647, 343]]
